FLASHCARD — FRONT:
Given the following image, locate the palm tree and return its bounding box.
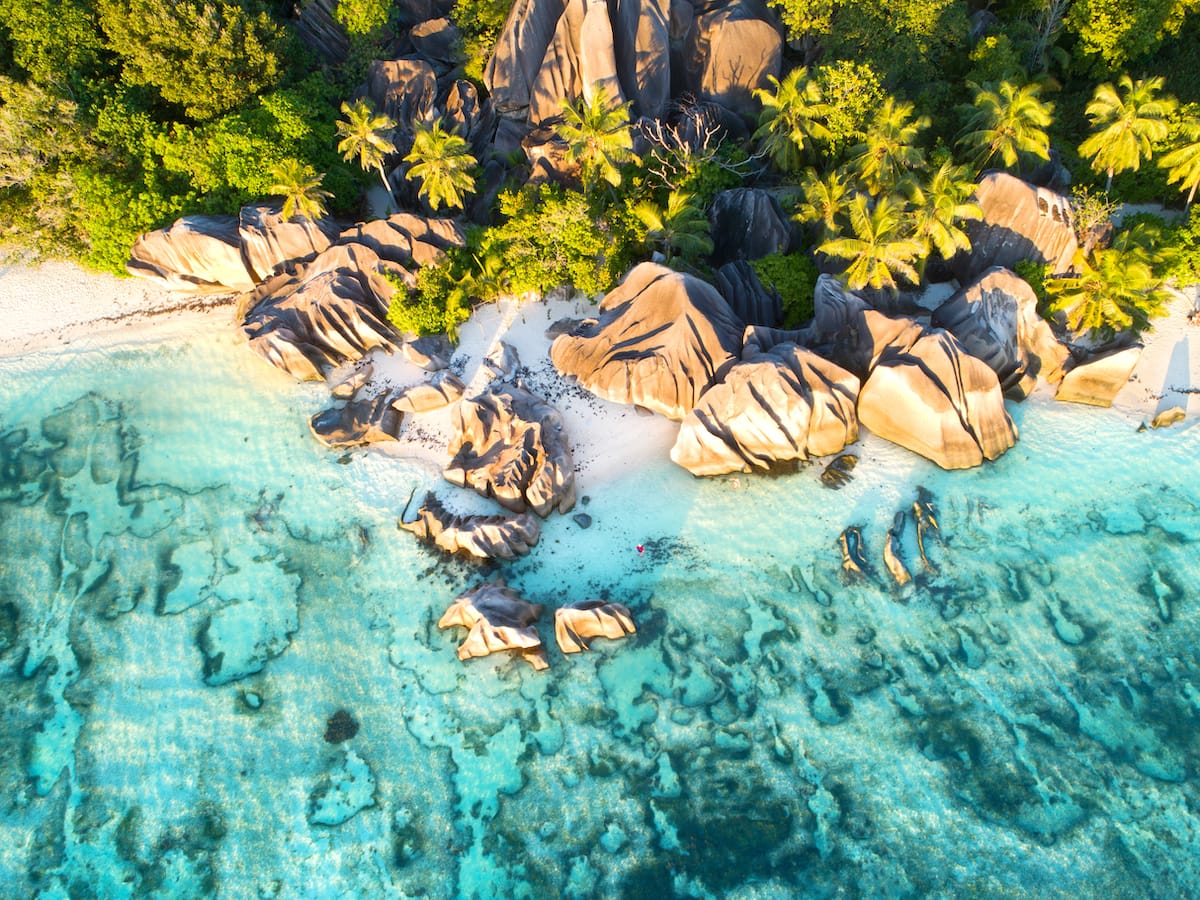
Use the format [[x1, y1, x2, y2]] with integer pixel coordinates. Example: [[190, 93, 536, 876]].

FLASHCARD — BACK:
[[957, 80, 1054, 173], [752, 67, 831, 173], [793, 168, 854, 242], [1159, 118, 1200, 212], [556, 87, 634, 193], [336, 98, 398, 211], [818, 194, 925, 293], [1045, 245, 1169, 337], [847, 98, 930, 197], [268, 159, 333, 222], [404, 121, 478, 213], [635, 190, 713, 265], [1078, 75, 1177, 193], [907, 162, 983, 269]]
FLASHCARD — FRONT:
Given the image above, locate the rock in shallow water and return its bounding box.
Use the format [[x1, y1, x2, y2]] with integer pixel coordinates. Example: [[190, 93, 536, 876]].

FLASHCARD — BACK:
[[400, 492, 540, 560], [438, 581, 549, 670], [554, 599, 636, 653], [308, 750, 376, 826], [309, 394, 403, 447]]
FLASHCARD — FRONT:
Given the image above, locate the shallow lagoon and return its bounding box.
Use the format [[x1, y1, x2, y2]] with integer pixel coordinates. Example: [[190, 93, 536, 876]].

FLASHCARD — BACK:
[[1, 327, 1198, 899]]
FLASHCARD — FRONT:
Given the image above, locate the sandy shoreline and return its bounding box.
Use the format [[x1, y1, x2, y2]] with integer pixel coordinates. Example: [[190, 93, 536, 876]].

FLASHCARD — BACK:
[[2, 260, 1198, 484]]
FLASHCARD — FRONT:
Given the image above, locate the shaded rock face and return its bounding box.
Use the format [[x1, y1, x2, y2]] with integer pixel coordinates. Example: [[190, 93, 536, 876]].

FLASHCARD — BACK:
[[670, 344, 860, 476], [683, 0, 781, 112], [858, 330, 1018, 469], [1055, 345, 1142, 407], [309, 394, 403, 447], [400, 492, 540, 560], [932, 267, 1069, 400], [531, 0, 625, 125], [127, 216, 254, 293], [715, 261, 781, 328], [241, 243, 400, 380], [554, 599, 636, 652], [337, 213, 467, 269], [390, 373, 465, 413], [438, 581, 548, 669], [550, 262, 744, 420], [709, 188, 790, 265], [486, 0, 569, 117], [364, 58, 438, 127], [955, 173, 1078, 282], [239, 204, 341, 283], [445, 384, 576, 516]]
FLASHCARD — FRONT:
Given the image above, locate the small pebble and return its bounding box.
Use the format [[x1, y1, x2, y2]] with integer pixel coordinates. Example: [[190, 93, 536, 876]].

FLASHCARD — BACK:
[[242, 691, 262, 710], [573, 513, 592, 529]]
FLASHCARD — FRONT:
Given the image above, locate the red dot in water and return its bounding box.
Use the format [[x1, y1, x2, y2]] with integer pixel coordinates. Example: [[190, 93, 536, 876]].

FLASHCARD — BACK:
[[636, 545, 644, 553]]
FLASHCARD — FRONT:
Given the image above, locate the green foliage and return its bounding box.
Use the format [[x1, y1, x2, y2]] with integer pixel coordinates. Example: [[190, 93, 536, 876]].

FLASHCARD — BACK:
[[1044, 243, 1171, 338], [0, 0, 105, 84], [847, 98, 929, 197], [334, 0, 392, 37], [1066, 0, 1200, 73], [71, 167, 191, 273], [557, 88, 634, 193], [957, 80, 1054, 173], [1069, 185, 1120, 243], [0, 78, 81, 190], [751, 252, 818, 327], [793, 168, 853, 242], [964, 35, 1027, 87], [1013, 258, 1051, 305], [811, 61, 885, 161], [752, 67, 831, 173], [818, 194, 924, 292], [634, 191, 713, 265], [1134, 208, 1200, 284], [386, 264, 472, 339], [1079, 75, 1177, 190], [336, 97, 397, 208], [404, 121, 478, 213], [269, 159, 331, 221], [482, 185, 636, 296], [1159, 112, 1200, 209], [96, 0, 288, 120], [451, 0, 509, 85], [907, 161, 982, 264]]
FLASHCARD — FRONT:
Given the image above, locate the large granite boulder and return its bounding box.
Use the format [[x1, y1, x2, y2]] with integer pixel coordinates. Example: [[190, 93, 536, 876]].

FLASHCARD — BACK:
[[858, 331, 1018, 469], [127, 215, 255, 293], [550, 262, 744, 419], [955, 173, 1078, 282], [443, 80, 497, 159], [683, 0, 781, 111], [309, 394, 403, 447], [932, 267, 1069, 399], [709, 188, 790, 265], [671, 344, 860, 475], [445, 384, 576, 516], [611, 0, 670, 117], [363, 58, 438, 127], [439, 581, 549, 669], [1055, 345, 1142, 407], [485, 0, 569, 117], [241, 243, 400, 380], [400, 493, 540, 560], [239, 203, 341, 283], [715, 261, 781, 327], [530, 0, 625, 124], [390, 373, 466, 413], [337, 213, 466, 268], [554, 599, 636, 653]]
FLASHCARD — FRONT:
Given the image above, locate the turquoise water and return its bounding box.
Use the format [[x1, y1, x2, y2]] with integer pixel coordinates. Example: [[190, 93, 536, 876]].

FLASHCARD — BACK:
[[1, 327, 1199, 899]]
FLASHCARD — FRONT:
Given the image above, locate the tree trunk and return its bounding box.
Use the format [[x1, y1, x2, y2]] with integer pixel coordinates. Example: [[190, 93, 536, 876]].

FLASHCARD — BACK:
[[377, 164, 396, 214], [1187, 180, 1198, 214], [1105, 169, 1113, 193]]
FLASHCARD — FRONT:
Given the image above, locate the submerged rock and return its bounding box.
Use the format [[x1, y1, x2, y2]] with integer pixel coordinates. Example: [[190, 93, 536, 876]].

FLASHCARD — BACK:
[[820, 453, 857, 489], [554, 599, 636, 653], [241, 242, 401, 381], [1055, 345, 1142, 407], [550, 262, 743, 420], [931, 267, 1069, 399], [858, 330, 1018, 469], [127, 215, 255, 293], [400, 492, 541, 560], [670, 343, 859, 476], [438, 581, 549, 670], [1152, 406, 1186, 429], [308, 750, 376, 826], [883, 512, 912, 587], [839, 526, 869, 577], [445, 383, 575, 516]]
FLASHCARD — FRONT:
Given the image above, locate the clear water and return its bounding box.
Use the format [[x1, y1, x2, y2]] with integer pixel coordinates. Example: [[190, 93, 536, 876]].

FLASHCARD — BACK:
[[1, 326, 1199, 899]]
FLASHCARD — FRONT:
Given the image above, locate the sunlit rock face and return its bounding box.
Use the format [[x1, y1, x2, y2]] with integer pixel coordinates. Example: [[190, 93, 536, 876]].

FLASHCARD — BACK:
[[438, 581, 549, 669], [238, 204, 341, 283], [127, 215, 255, 293], [445, 383, 576, 516], [240, 243, 401, 381], [671, 344, 860, 476], [955, 172, 1078, 281], [550, 262, 744, 420], [554, 599, 636, 653], [390, 373, 466, 414], [682, 0, 782, 111], [400, 492, 541, 560], [1056, 344, 1143, 407], [858, 330, 1018, 469], [309, 395, 404, 448], [932, 266, 1069, 400]]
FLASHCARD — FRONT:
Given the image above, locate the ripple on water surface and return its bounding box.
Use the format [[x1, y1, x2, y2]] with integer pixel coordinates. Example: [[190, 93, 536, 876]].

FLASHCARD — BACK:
[[1, 332, 1199, 897]]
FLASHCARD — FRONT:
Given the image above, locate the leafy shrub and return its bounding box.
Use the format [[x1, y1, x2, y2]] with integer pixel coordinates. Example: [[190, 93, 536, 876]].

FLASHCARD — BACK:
[[1013, 258, 1052, 308], [1133, 208, 1200, 284], [385, 264, 471, 339], [752, 252, 819, 327], [451, 0, 509, 85]]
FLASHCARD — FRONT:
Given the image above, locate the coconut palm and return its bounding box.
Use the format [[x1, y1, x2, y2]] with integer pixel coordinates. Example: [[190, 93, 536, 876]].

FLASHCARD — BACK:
[[1078, 75, 1177, 193], [336, 98, 398, 210], [957, 80, 1054, 173], [847, 98, 930, 197], [268, 159, 333, 222], [1045, 245, 1170, 337], [793, 168, 854, 242], [752, 67, 831, 173], [907, 162, 983, 268], [557, 87, 634, 193], [1159, 118, 1200, 212], [404, 121, 478, 213], [635, 190, 713, 265], [818, 194, 925, 293]]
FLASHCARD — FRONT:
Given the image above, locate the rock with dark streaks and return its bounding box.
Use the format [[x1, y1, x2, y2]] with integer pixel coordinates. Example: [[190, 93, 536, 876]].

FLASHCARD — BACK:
[[337, 213, 466, 268], [310, 394, 404, 447], [400, 492, 540, 560], [363, 58, 438, 126], [550, 262, 743, 420], [554, 599, 636, 653], [238, 203, 341, 283], [439, 580, 549, 669], [127, 215, 254, 293], [670, 343, 859, 476], [708, 188, 790, 265], [715, 260, 781, 327], [391, 373, 465, 413], [820, 453, 857, 489], [683, 0, 781, 111]]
